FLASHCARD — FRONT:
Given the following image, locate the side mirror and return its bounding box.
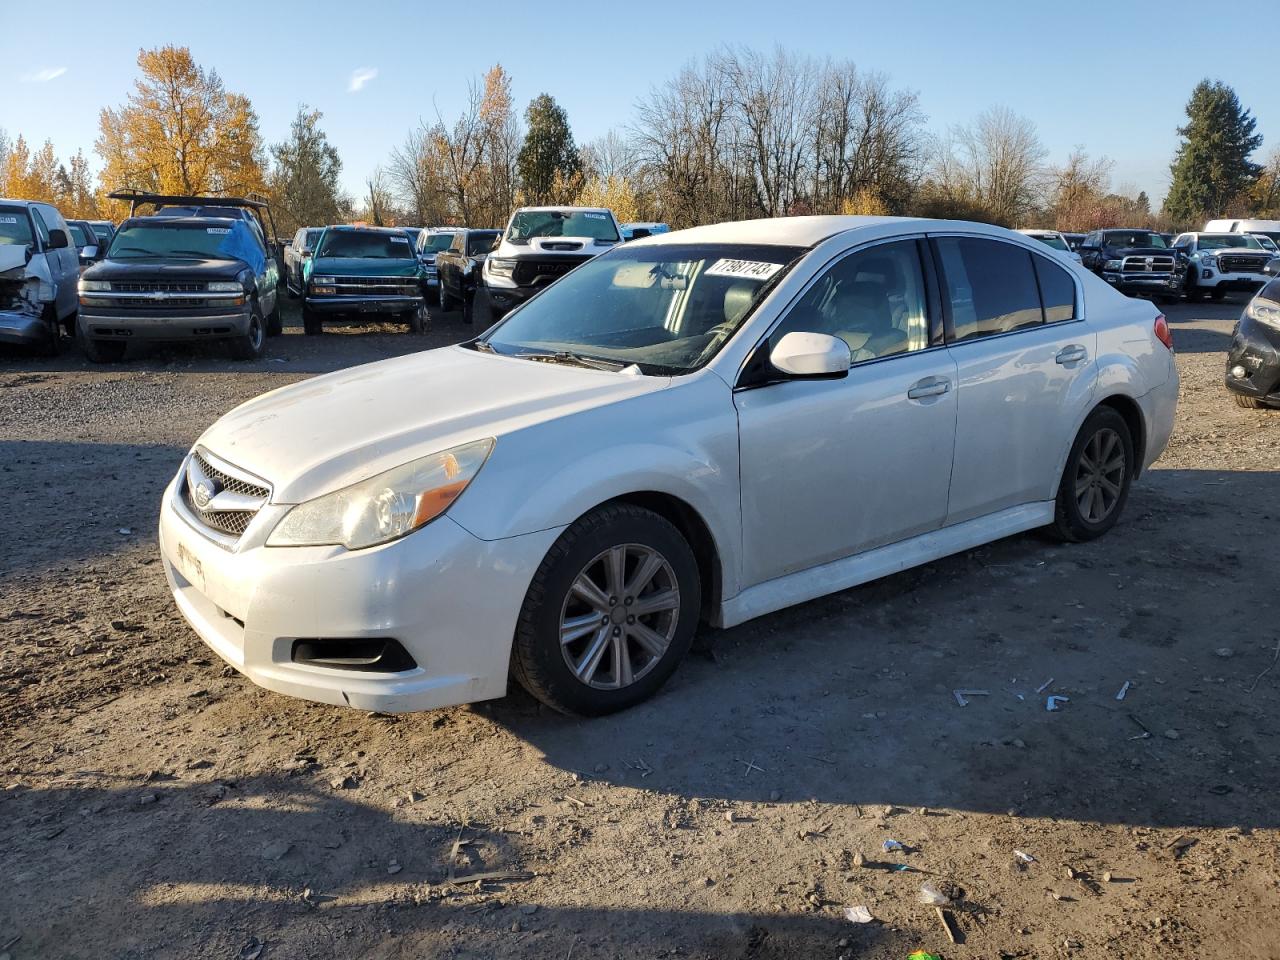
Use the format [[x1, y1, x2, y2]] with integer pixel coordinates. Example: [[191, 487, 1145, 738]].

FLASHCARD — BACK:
[[80, 245, 99, 261], [48, 228, 70, 250], [302, 249, 312, 258], [770, 332, 850, 378]]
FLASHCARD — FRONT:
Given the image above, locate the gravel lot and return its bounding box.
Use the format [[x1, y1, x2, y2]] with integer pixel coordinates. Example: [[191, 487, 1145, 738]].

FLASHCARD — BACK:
[[2, 297, 1278, 960]]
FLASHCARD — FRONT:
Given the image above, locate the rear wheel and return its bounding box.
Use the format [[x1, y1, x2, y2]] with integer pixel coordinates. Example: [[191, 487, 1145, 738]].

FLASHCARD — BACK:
[[302, 306, 322, 335], [228, 303, 266, 360], [1049, 407, 1134, 542], [511, 504, 701, 716], [439, 280, 457, 312], [266, 301, 283, 337]]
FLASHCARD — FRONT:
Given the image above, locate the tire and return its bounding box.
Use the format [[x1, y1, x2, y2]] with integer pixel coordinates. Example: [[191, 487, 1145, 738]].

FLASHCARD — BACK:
[[1210, 288, 1227, 302], [435, 283, 445, 309], [1048, 406, 1134, 543], [511, 504, 701, 716], [62, 309, 78, 338], [1233, 393, 1265, 409], [461, 288, 474, 325], [228, 303, 266, 360], [266, 301, 283, 337], [408, 303, 427, 334], [77, 317, 126, 363], [439, 279, 457, 312], [39, 307, 64, 357], [302, 306, 322, 335], [1158, 294, 1179, 305]]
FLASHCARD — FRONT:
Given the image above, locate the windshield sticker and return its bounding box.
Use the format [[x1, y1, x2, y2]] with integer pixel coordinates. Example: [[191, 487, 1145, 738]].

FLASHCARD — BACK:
[[704, 258, 783, 281], [206, 227, 231, 235], [390, 235, 409, 243], [0, 217, 18, 224], [583, 212, 607, 220]]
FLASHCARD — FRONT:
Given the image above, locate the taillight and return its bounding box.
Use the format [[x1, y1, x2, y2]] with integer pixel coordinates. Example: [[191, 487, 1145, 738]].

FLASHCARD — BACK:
[[1154, 314, 1173, 351]]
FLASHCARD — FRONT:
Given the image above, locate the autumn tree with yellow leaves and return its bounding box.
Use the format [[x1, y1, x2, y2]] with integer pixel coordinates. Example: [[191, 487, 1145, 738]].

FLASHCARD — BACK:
[[96, 46, 267, 205]]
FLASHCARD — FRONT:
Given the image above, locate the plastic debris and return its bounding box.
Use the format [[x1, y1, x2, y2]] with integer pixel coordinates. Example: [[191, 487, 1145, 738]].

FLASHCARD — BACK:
[[1115, 680, 1131, 701], [1036, 677, 1055, 693], [1046, 695, 1070, 711], [908, 951, 943, 960], [843, 905, 874, 923], [1014, 849, 1036, 863], [883, 839, 905, 852], [952, 688, 989, 707], [918, 881, 950, 905]]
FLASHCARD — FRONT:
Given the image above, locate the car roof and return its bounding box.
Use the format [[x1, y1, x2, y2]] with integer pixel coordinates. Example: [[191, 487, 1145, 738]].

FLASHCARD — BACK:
[[0, 198, 38, 209], [629, 215, 949, 248], [122, 215, 245, 228], [326, 224, 406, 234], [514, 206, 613, 214]]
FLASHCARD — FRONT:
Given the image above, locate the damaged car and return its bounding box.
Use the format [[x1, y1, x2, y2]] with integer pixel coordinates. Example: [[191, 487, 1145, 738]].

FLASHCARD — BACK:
[[0, 198, 80, 355]]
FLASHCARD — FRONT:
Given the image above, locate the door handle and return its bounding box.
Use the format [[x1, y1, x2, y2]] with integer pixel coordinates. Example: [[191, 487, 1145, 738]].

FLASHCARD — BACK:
[[1055, 345, 1088, 365], [907, 377, 951, 400]]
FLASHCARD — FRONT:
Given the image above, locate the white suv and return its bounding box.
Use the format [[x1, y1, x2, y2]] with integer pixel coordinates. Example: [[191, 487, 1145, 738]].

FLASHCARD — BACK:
[[483, 206, 621, 318], [1173, 232, 1272, 300], [160, 216, 1178, 717]]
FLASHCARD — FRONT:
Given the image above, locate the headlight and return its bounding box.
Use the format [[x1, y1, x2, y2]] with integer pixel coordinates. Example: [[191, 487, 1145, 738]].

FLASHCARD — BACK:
[[266, 439, 495, 550], [1247, 296, 1280, 330], [1199, 254, 1218, 268], [1104, 259, 1123, 271], [207, 281, 243, 292], [486, 258, 516, 278], [314, 276, 336, 285], [79, 279, 110, 292]]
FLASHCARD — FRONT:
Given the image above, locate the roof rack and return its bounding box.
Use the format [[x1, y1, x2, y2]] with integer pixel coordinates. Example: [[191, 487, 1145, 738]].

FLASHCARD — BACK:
[[108, 190, 268, 215]]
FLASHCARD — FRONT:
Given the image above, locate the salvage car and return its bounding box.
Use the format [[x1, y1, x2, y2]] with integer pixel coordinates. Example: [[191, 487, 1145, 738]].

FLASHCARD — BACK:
[[160, 215, 1178, 717], [1225, 276, 1280, 409], [78, 193, 282, 362], [0, 198, 80, 353], [1016, 228, 1083, 264], [483, 206, 622, 319], [1172, 232, 1271, 301], [435, 228, 501, 323], [283, 227, 323, 296], [301, 225, 427, 334], [413, 228, 457, 302], [1079, 228, 1183, 303]]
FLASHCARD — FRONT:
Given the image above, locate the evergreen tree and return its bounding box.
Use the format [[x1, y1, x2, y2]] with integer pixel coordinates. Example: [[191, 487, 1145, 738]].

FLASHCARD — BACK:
[[1164, 80, 1262, 223], [268, 106, 348, 232], [516, 94, 580, 204]]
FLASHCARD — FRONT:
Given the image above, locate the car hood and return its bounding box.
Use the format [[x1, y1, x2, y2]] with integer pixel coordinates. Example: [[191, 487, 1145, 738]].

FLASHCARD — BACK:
[[197, 346, 670, 503], [1106, 246, 1176, 258], [1201, 247, 1270, 258], [84, 257, 245, 281], [497, 236, 616, 258], [310, 257, 419, 277]]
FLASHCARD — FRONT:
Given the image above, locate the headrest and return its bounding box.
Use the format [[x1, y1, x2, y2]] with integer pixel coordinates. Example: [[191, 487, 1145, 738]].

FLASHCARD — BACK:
[[723, 281, 757, 325]]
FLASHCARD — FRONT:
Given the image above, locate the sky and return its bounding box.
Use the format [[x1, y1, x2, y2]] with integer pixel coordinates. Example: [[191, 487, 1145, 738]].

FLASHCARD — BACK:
[[3, 0, 1275, 209]]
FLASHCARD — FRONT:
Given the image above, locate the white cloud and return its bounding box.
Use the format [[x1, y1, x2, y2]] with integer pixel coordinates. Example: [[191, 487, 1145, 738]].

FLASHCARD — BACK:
[[347, 67, 377, 93], [22, 66, 67, 83]]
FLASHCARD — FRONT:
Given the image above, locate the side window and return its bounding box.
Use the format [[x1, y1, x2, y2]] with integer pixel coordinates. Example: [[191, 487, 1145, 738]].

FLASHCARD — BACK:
[[1033, 254, 1076, 323], [30, 208, 51, 245], [936, 237, 1043, 341], [449, 233, 465, 253], [769, 240, 930, 363]]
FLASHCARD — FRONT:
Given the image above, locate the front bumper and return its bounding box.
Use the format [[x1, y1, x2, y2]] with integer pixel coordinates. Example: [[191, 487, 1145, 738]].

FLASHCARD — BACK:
[[80, 304, 252, 341], [1191, 269, 1266, 292], [304, 294, 422, 317], [1226, 316, 1280, 406], [0, 309, 47, 346], [482, 281, 538, 315], [1100, 272, 1181, 296], [158, 473, 561, 712]]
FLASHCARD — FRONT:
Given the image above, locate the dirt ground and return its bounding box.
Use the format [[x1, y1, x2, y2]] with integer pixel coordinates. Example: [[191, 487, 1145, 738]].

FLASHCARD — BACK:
[[2, 297, 1278, 960]]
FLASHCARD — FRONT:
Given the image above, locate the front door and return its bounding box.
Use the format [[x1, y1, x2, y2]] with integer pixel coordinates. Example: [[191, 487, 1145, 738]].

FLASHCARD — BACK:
[[735, 238, 959, 587]]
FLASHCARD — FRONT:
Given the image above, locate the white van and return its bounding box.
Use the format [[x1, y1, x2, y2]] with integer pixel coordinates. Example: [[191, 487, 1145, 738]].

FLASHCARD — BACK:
[[1203, 219, 1280, 248]]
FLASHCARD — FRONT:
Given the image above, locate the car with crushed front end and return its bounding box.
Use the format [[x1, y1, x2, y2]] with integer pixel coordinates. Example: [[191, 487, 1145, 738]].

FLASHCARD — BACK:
[[1225, 276, 1280, 409], [77, 193, 282, 362], [1078, 228, 1183, 304], [301, 225, 427, 335], [1173, 232, 1272, 301], [0, 198, 80, 353], [160, 215, 1178, 718]]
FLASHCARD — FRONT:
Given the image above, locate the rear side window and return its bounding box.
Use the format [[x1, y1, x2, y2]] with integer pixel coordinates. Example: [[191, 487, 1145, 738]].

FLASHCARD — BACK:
[[1033, 254, 1076, 323], [936, 237, 1042, 341]]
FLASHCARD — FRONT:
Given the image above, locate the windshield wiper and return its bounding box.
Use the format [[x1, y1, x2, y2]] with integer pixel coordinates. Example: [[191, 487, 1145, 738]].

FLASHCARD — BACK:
[[514, 350, 626, 372]]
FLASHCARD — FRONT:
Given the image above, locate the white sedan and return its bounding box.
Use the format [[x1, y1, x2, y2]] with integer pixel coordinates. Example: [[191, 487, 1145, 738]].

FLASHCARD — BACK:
[[160, 216, 1178, 716], [1017, 228, 1084, 264]]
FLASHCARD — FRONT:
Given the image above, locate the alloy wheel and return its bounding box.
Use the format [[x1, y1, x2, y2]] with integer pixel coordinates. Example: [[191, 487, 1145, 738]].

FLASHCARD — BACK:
[[1074, 427, 1125, 523], [559, 543, 681, 690]]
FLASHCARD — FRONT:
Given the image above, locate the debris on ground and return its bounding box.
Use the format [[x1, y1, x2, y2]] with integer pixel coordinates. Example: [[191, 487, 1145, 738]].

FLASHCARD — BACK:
[[842, 905, 874, 923], [952, 688, 989, 706], [918, 881, 951, 906], [1115, 680, 1131, 700], [1013, 849, 1036, 863], [1046, 695, 1070, 711], [238, 938, 265, 960], [1036, 677, 1055, 693]]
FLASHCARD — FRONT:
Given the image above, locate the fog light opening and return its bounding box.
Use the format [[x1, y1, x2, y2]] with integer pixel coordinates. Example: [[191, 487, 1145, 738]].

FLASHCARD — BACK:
[[290, 637, 417, 673]]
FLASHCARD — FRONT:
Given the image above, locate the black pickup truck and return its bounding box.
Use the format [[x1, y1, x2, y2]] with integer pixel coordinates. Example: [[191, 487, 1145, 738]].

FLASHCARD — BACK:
[[76, 192, 283, 362], [435, 228, 500, 324], [1078, 228, 1184, 304]]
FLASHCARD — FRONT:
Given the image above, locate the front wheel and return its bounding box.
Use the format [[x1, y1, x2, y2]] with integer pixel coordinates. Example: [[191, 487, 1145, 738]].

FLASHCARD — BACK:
[[302, 307, 322, 335], [228, 304, 266, 360], [408, 303, 427, 334], [511, 504, 701, 716], [1210, 288, 1227, 302], [1233, 393, 1266, 409], [1048, 407, 1134, 542]]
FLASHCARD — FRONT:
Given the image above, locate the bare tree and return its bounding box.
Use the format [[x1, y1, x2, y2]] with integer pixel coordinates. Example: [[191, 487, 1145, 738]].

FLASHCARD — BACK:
[[926, 107, 1046, 225], [388, 123, 451, 225]]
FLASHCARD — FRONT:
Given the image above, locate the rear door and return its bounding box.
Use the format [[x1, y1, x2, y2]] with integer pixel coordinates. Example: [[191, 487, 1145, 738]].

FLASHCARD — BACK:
[[932, 234, 1096, 525]]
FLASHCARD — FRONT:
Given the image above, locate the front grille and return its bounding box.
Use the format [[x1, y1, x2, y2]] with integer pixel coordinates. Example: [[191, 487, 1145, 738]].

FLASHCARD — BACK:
[[115, 296, 209, 308], [1121, 256, 1175, 274], [1219, 254, 1268, 274], [329, 276, 419, 295], [111, 281, 207, 293], [512, 255, 593, 287], [180, 450, 270, 543]]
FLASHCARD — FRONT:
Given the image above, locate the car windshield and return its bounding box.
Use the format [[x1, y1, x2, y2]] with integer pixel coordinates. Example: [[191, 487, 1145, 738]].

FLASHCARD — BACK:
[[1199, 233, 1262, 250], [466, 233, 498, 255], [317, 230, 415, 259], [92, 224, 114, 240], [1253, 235, 1279, 252], [305, 229, 323, 248], [67, 223, 92, 247], [423, 232, 455, 253], [0, 207, 34, 245], [105, 222, 240, 259], [1105, 231, 1167, 249], [507, 210, 620, 243], [1032, 234, 1069, 251], [477, 242, 804, 375]]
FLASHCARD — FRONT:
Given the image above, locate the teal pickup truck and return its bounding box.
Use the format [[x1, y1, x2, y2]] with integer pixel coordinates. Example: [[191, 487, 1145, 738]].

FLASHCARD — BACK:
[[302, 225, 427, 335]]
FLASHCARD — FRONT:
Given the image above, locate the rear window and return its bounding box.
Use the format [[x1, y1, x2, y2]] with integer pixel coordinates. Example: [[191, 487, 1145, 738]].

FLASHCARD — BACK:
[[0, 207, 34, 245], [1034, 254, 1077, 323], [422, 232, 455, 253], [317, 230, 415, 259], [507, 210, 620, 243]]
